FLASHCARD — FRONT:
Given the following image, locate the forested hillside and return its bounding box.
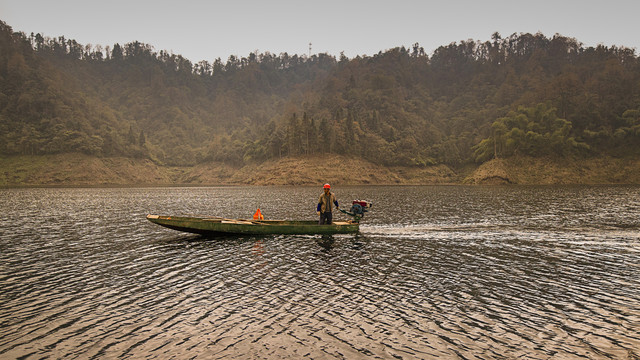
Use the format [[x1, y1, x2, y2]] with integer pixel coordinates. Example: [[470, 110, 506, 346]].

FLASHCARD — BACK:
[[1, 20, 639, 168]]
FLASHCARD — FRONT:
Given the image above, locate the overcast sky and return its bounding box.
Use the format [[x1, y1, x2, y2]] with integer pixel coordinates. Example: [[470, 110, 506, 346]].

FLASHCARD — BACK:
[[2, 0, 639, 63]]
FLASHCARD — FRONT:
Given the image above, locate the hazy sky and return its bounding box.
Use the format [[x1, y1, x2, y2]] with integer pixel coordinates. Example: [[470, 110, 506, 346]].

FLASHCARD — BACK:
[[2, 0, 639, 63]]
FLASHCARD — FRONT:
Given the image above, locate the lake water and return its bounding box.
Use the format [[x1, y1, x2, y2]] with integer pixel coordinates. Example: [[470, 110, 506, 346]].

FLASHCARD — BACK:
[[1, 186, 639, 359]]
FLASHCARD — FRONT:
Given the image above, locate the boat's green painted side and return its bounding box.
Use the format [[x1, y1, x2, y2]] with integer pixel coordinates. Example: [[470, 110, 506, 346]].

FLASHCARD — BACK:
[[146, 215, 360, 235]]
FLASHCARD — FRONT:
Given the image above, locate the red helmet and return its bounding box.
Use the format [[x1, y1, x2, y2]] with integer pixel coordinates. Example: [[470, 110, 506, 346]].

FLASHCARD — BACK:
[[323, 183, 331, 189]]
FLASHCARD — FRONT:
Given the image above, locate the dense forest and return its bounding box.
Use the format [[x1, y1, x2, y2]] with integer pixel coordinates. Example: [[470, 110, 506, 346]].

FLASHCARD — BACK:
[[1, 20, 639, 167]]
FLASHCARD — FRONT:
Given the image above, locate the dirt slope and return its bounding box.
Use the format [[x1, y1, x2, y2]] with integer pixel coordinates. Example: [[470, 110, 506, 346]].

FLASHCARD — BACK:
[[2, 154, 639, 186]]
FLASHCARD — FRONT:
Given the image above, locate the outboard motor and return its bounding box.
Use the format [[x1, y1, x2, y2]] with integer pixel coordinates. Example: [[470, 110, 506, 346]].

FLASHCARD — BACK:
[[341, 200, 372, 222]]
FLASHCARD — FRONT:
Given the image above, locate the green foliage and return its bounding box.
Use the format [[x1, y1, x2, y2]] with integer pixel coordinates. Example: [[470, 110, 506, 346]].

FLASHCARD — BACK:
[[1, 20, 640, 166], [474, 103, 590, 162]]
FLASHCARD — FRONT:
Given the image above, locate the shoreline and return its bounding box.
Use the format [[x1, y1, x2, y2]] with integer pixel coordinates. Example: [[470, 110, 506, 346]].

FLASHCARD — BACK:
[[2, 153, 640, 187]]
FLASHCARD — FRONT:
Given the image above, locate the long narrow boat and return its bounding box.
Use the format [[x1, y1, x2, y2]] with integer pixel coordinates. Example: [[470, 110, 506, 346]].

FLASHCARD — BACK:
[[146, 214, 360, 235]]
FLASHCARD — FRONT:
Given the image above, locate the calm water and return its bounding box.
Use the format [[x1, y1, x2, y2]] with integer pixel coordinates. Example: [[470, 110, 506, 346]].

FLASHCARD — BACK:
[[1, 186, 639, 359]]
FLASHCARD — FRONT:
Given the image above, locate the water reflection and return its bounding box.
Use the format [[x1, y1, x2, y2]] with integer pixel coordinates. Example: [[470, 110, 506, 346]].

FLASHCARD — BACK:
[[316, 235, 336, 251], [0, 186, 638, 359]]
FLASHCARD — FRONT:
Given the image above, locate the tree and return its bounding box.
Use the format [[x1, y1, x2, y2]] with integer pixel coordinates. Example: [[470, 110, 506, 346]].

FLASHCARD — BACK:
[[286, 113, 301, 156], [474, 103, 589, 162], [317, 118, 332, 153], [138, 130, 146, 146], [1, 22, 639, 167], [111, 43, 123, 60]]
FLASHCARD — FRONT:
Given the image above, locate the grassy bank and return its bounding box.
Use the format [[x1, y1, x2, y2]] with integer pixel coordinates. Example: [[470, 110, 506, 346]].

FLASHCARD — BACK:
[[1, 153, 639, 187]]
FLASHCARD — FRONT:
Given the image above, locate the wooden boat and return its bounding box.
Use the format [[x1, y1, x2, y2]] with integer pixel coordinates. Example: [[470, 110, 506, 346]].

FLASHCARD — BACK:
[[146, 214, 360, 235]]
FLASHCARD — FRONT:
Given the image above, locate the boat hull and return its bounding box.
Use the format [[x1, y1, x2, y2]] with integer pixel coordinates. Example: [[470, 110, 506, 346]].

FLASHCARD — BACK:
[[146, 215, 359, 235]]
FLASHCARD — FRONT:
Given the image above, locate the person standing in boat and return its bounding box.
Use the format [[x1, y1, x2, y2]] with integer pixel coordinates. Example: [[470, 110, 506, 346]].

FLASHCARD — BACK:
[[317, 183, 339, 225]]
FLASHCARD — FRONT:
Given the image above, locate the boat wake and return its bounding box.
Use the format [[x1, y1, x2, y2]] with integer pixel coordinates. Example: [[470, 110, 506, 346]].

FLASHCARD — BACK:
[[359, 222, 640, 243]]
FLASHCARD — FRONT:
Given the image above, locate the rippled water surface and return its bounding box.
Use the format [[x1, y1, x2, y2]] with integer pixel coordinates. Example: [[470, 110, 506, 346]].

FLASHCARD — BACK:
[[1, 186, 639, 359]]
